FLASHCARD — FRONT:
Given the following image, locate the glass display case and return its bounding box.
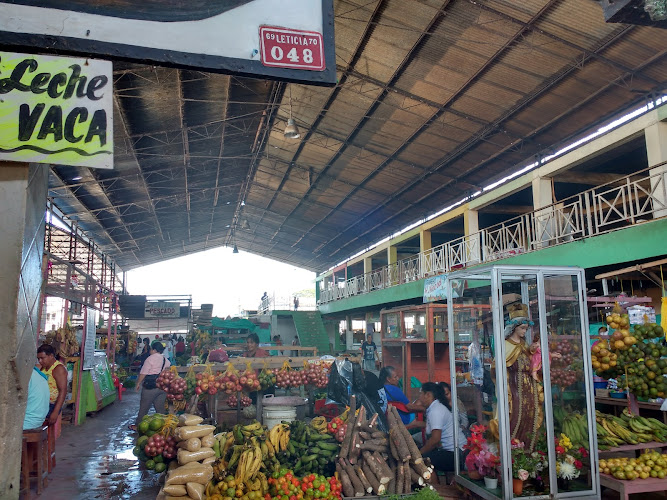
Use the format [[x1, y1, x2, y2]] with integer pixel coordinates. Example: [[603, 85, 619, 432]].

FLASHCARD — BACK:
[[380, 304, 450, 401], [447, 265, 599, 499]]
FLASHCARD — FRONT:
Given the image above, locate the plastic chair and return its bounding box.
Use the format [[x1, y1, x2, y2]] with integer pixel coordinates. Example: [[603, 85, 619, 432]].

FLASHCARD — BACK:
[[22, 425, 49, 494]]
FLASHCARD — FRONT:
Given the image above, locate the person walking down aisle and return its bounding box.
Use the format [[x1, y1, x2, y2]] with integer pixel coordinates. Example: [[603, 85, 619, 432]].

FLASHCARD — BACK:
[[37, 344, 67, 425], [130, 341, 170, 430], [23, 367, 50, 430], [361, 334, 379, 372]]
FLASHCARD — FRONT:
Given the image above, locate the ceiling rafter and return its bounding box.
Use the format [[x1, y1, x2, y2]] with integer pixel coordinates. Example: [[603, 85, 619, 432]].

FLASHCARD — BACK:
[[273, 0, 454, 245], [296, 0, 560, 253]]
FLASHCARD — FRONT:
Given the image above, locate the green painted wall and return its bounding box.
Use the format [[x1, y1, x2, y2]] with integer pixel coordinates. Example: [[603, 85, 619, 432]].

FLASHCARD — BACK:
[[318, 218, 667, 315]]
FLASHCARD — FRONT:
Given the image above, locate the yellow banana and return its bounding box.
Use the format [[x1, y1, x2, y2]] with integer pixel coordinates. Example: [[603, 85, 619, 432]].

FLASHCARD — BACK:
[[265, 437, 276, 458], [243, 421, 262, 432]]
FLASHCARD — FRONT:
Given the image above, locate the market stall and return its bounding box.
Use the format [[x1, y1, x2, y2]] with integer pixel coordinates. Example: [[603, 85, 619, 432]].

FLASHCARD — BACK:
[[380, 303, 467, 401], [446, 265, 599, 499], [138, 391, 437, 500]]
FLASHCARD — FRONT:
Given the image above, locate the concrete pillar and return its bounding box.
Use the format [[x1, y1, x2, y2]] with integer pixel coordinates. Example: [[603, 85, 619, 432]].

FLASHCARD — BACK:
[[387, 246, 397, 266], [463, 209, 480, 263], [419, 229, 432, 252], [345, 315, 353, 350], [532, 176, 554, 249], [0, 162, 48, 498], [645, 122, 667, 218], [363, 257, 372, 274]]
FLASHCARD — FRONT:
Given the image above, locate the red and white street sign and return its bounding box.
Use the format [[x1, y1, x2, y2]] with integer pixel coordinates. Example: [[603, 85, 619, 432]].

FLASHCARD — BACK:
[[259, 26, 325, 71]]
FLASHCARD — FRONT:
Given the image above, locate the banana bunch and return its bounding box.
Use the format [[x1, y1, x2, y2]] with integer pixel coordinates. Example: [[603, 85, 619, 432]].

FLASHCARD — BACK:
[[621, 408, 667, 442], [561, 413, 588, 449], [310, 416, 327, 432], [595, 410, 660, 448], [235, 437, 265, 483], [268, 423, 290, 452], [213, 431, 235, 460]]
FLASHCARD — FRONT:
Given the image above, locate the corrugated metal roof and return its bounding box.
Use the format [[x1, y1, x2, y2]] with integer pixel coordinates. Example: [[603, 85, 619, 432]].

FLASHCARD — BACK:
[[45, 0, 667, 272]]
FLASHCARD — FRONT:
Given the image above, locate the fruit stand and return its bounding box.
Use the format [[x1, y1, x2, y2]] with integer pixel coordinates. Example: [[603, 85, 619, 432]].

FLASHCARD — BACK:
[[168, 357, 331, 426], [137, 391, 437, 500], [446, 265, 599, 499]]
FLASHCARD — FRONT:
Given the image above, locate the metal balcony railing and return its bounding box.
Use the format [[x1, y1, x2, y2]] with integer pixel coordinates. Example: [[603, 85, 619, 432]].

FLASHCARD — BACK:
[[318, 164, 667, 305]]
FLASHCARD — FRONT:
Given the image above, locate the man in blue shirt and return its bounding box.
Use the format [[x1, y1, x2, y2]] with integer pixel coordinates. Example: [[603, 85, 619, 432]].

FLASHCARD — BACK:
[[24, 367, 50, 430]]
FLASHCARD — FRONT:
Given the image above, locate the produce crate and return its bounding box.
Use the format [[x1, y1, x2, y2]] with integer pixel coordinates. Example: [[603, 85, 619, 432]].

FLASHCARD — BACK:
[[595, 388, 610, 398]]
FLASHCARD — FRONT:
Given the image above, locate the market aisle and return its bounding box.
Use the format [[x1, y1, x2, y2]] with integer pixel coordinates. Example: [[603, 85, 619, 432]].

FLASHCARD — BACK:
[[39, 392, 160, 499]]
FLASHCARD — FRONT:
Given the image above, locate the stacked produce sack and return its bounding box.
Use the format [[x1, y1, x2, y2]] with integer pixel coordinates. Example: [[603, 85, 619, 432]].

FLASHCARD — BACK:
[[157, 414, 217, 500]]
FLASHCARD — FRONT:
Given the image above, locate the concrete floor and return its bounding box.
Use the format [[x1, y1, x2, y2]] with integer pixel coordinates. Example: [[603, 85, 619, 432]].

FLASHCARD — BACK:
[[33, 391, 161, 500]]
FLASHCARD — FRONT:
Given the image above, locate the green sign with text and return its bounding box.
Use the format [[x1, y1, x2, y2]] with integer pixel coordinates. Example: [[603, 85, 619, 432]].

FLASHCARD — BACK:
[[0, 51, 113, 169]]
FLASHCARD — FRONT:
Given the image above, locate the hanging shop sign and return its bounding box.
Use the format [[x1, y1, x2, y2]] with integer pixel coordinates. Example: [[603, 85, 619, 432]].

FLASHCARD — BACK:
[[144, 302, 181, 319], [423, 275, 447, 303], [0, 51, 113, 169], [424, 275, 464, 302], [0, 0, 336, 85]]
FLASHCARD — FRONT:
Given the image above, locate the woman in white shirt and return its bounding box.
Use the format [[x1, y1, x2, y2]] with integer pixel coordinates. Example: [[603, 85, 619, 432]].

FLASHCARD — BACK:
[[406, 382, 465, 475]]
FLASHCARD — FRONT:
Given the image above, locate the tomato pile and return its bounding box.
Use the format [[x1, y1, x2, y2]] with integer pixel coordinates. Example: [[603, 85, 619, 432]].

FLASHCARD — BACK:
[[326, 417, 344, 435], [156, 370, 187, 401], [266, 471, 342, 500]]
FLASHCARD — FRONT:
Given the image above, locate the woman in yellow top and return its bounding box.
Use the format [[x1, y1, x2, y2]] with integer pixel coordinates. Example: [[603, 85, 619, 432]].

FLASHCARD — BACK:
[[37, 344, 68, 425]]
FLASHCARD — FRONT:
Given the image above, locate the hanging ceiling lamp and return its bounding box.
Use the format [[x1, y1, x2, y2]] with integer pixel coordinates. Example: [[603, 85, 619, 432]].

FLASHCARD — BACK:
[[284, 86, 300, 140], [233, 244, 239, 254]]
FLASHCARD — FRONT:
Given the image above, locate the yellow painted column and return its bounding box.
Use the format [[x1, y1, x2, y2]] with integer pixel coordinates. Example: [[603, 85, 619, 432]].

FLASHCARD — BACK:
[[363, 256, 372, 274], [420, 229, 432, 252], [645, 122, 667, 218], [463, 209, 480, 263], [387, 245, 397, 266], [532, 176, 554, 249]]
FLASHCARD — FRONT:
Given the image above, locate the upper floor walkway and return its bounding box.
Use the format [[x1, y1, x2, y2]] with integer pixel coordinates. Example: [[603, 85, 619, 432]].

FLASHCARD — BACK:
[[318, 164, 667, 306]]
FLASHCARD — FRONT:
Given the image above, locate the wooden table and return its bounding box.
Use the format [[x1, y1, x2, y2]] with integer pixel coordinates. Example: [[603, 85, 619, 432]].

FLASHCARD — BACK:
[[599, 441, 666, 457], [599, 473, 667, 499]]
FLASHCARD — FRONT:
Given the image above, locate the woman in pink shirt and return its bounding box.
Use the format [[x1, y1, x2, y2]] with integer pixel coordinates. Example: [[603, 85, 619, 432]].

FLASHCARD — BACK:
[[129, 341, 171, 430]]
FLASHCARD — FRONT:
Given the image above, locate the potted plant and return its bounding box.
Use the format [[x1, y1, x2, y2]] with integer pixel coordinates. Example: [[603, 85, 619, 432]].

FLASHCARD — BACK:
[[463, 424, 488, 480], [475, 448, 501, 489], [511, 440, 532, 495]]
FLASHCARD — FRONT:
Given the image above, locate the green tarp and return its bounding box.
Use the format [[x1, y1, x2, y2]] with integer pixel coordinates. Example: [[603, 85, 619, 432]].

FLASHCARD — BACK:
[[209, 317, 258, 331]]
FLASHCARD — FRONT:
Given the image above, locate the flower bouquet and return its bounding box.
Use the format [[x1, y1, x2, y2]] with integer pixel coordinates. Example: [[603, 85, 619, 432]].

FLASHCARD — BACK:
[[556, 434, 587, 486]]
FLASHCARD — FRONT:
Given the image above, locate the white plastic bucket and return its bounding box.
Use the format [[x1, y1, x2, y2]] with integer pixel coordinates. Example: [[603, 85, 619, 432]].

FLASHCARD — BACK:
[[262, 406, 297, 430]]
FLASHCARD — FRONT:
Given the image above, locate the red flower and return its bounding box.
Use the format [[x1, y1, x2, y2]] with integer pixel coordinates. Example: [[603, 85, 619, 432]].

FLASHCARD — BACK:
[[578, 447, 589, 458], [555, 445, 565, 455], [574, 460, 583, 469]]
